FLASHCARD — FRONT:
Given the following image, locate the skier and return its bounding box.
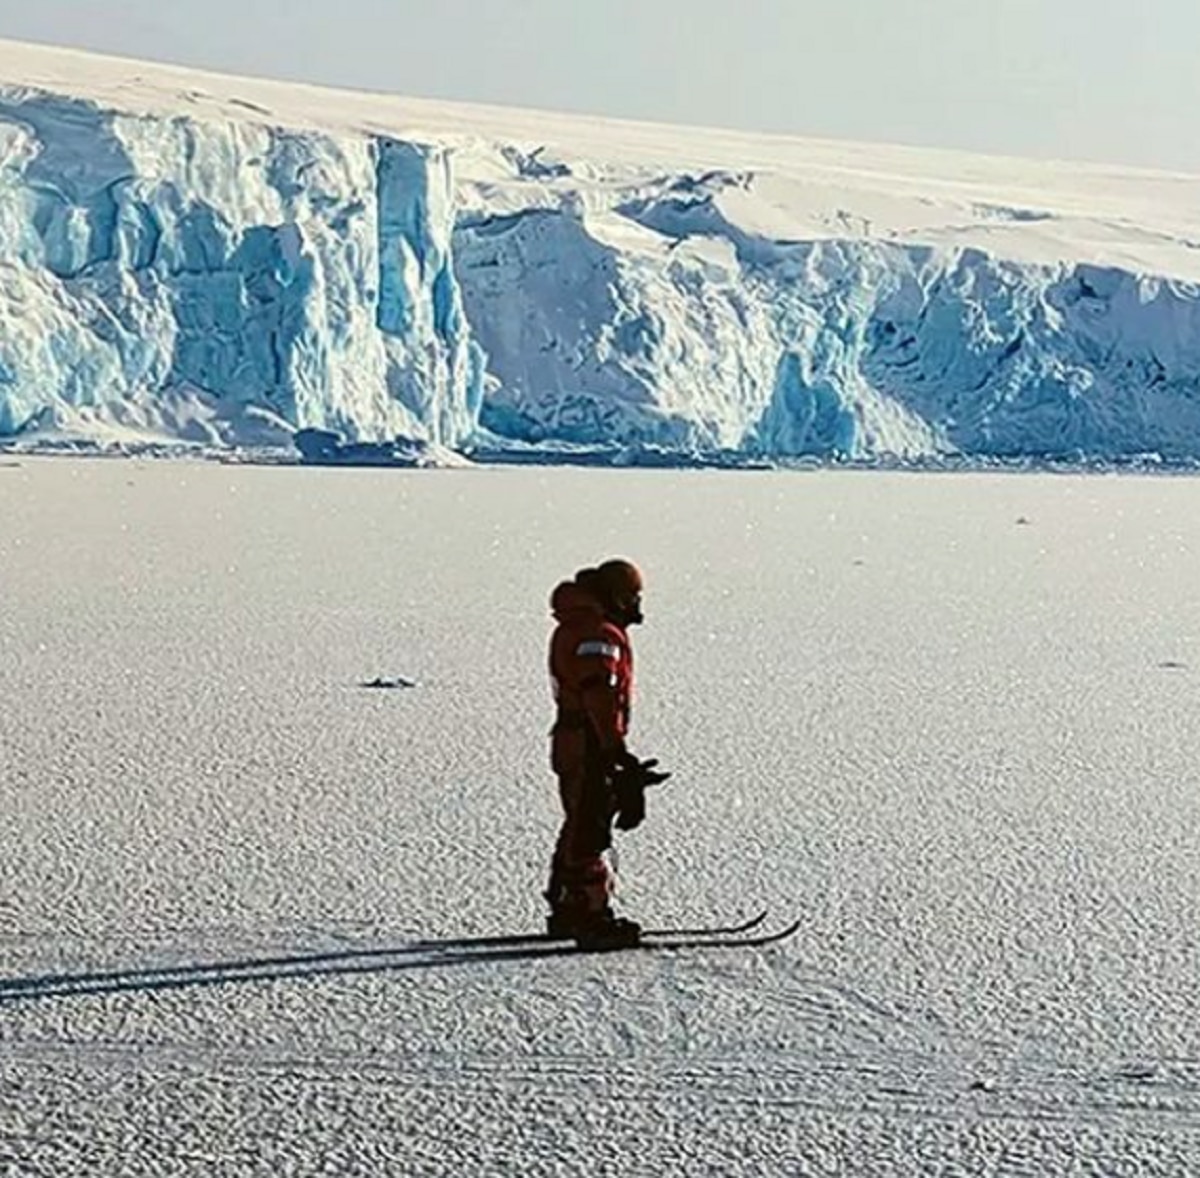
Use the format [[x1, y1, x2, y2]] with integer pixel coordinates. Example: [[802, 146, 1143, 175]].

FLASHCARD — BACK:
[[544, 558, 669, 947]]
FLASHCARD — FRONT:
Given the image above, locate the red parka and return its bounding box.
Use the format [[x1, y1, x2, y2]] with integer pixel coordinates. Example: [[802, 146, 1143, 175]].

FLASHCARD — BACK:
[[548, 580, 633, 768]]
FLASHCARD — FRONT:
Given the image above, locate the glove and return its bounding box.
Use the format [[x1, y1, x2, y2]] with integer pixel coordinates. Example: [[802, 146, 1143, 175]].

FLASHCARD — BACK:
[[609, 753, 671, 831]]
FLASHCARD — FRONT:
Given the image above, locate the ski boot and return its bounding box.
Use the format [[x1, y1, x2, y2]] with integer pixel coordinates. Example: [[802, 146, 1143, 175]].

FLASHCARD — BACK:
[[571, 907, 642, 951], [546, 905, 585, 939], [546, 901, 641, 949]]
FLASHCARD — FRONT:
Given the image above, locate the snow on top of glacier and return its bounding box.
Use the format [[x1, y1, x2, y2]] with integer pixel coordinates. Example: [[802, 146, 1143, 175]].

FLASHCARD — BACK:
[[4, 36, 1200, 280]]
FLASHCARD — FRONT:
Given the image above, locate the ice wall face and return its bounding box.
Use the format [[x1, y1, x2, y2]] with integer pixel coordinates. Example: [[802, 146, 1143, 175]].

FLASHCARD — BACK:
[[3, 63, 1200, 464], [454, 205, 778, 451], [456, 185, 1200, 463], [375, 139, 486, 445], [0, 92, 482, 445], [812, 243, 1200, 462]]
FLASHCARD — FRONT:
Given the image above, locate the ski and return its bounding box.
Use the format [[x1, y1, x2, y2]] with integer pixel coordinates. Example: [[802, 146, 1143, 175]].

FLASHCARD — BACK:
[[646, 910, 769, 940], [643, 917, 799, 952], [419, 917, 802, 964], [410, 910, 769, 953], [590, 917, 799, 954], [0, 917, 801, 1003]]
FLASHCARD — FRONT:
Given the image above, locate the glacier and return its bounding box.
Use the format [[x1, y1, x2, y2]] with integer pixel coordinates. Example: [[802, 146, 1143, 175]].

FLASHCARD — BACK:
[[3, 38, 1200, 464], [0, 80, 484, 450]]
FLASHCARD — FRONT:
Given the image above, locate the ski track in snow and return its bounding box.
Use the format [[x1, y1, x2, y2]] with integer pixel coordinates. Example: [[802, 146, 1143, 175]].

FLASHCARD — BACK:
[[3, 458, 1200, 1174]]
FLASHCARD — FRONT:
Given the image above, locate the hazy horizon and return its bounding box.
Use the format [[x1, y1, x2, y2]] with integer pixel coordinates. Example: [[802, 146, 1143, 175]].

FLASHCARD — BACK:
[[1, 0, 1198, 172]]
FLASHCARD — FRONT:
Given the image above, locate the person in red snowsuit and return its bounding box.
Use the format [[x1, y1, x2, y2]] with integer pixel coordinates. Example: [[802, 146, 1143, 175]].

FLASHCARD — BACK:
[[545, 558, 668, 944]]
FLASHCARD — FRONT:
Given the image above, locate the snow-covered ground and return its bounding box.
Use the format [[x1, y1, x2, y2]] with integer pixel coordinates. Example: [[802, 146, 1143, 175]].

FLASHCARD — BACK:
[[2, 457, 1200, 1173]]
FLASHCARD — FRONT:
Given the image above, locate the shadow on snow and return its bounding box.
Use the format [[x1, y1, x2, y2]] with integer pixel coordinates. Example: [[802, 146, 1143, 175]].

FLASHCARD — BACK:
[[0, 913, 783, 1003]]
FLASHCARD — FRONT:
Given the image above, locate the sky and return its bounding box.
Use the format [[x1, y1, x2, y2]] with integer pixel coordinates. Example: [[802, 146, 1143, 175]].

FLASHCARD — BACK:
[[0, 0, 1198, 172]]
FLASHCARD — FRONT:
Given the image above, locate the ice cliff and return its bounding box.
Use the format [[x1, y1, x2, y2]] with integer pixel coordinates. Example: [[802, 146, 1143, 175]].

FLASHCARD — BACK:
[[0, 90, 484, 449], [3, 39, 1200, 464]]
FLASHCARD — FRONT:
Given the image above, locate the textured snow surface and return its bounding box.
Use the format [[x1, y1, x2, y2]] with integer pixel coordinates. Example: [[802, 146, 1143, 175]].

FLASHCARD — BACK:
[[5, 40, 1200, 462], [3, 459, 1200, 1173]]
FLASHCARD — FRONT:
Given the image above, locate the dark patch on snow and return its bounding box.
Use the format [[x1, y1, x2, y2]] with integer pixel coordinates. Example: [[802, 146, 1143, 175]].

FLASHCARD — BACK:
[[228, 97, 273, 116], [360, 676, 418, 690], [466, 442, 773, 470], [294, 428, 442, 468], [971, 203, 1053, 224], [1113, 1064, 1158, 1082]]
